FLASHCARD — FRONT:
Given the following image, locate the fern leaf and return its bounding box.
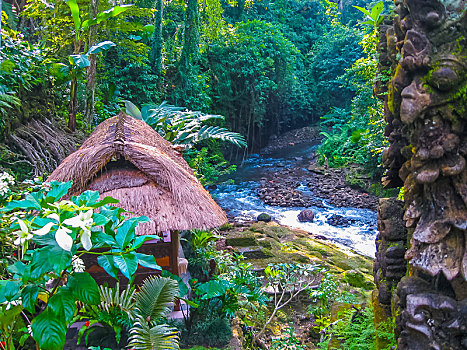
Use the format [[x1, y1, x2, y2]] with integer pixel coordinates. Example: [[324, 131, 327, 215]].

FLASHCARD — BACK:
[[129, 317, 179, 350], [134, 276, 179, 321]]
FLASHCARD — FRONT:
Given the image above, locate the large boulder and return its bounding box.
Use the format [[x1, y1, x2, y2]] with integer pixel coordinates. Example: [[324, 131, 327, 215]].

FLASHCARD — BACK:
[[297, 209, 315, 222], [257, 213, 272, 222]]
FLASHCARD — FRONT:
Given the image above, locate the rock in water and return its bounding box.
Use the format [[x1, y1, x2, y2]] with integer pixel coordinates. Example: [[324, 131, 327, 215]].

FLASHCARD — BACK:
[[297, 209, 315, 222], [327, 214, 351, 227], [257, 213, 272, 222]]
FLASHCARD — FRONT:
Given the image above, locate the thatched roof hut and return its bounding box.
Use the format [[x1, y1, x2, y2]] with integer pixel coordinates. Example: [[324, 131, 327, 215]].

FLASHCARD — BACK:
[[48, 112, 227, 234]]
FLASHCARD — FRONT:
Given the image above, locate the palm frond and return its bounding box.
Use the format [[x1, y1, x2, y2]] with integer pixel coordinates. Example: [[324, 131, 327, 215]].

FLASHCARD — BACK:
[[134, 276, 179, 321], [0, 85, 21, 114], [99, 283, 136, 318], [129, 317, 179, 350], [195, 125, 247, 147], [133, 100, 246, 148]]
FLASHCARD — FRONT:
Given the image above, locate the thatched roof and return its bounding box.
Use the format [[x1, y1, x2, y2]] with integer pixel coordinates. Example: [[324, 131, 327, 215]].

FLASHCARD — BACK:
[[47, 112, 227, 233]]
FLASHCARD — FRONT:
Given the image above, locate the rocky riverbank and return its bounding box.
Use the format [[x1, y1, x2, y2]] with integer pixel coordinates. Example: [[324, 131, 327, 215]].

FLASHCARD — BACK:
[[219, 221, 375, 349], [257, 127, 379, 210]]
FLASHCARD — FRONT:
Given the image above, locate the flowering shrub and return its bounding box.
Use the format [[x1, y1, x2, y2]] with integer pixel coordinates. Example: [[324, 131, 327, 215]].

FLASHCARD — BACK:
[[0, 181, 161, 350], [0, 173, 14, 199]]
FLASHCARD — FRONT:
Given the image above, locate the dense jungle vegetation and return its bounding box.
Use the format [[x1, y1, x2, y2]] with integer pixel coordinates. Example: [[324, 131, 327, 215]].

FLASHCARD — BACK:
[[1, 0, 391, 181], [0, 0, 397, 349]]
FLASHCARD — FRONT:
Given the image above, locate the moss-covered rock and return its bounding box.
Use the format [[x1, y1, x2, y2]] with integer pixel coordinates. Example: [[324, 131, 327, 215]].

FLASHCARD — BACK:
[[222, 222, 375, 294], [225, 232, 258, 247], [235, 246, 273, 259], [257, 213, 272, 222], [343, 270, 375, 290]]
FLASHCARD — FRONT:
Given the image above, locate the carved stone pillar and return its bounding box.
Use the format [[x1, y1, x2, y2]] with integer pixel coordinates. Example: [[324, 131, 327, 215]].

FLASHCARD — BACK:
[[374, 198, 407, 315], [377, 0, 467, 348]]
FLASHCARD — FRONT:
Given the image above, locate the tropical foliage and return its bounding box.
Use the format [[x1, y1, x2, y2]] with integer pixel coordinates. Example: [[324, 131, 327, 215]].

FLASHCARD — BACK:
[[0, 181, 161, 350]]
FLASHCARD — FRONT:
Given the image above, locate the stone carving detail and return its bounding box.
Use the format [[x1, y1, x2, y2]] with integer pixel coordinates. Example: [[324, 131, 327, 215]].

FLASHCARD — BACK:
[[374, 198, 407, 314], [377, 0, 467, 347], [395, 276, 467, 349]]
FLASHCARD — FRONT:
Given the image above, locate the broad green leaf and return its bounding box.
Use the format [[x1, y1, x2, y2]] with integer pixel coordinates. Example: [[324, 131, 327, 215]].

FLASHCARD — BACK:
[[70, 54, 91, 69], [31, 309, 67, 350], [21, 285, 39, 313], [353, 5, 372, 18], [132, 235, 160, 249], [0, 305, 23, 331], [136, 253, 161, 270], [81, 19, 97, 31], [113, 254, 138, 280], [2, 195, 41, 211], [94, 231, 118, 246], [95, 5, 133, 24], [87, 41, 116, 55], [76, 190, 100, 206], [48, 288, 76, 323], [376, 15, 385, 26], [46, 181, 72, 201], [48, 63, 70, 80], [143, 24, 155, 34], [141, 104, 153, 121], [125, 100, 142, 119], [162, 270, 189, 297], [179, 297, 199, 308], [68, 272, 100, 305], [97, 255, 119, 278], [92, 213, 110, 226], [30, 245, 73, 280], [66, 0, 81, 31], [115, 216, 150, 249], [360, 20, 375, 26], [370, 2, 384, 21], [0, 280, 22, 303], [196, 279, 232, 299], [7, 261, 26, 277], [89, 196, 119, 208]]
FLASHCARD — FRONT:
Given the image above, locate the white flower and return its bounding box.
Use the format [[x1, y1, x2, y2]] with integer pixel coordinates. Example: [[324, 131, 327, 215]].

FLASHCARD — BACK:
[[63, 210, 93, 229], [27, 325, 33, 336], [13, 219, 33, 246], [1, 299, 20, 311], [32, 222, 56, 236], [72, 256, 86, 272], [55, 226, 73, 251], [47, 213, 60, 221], [81, 229, 92, 251], [63, 210, 94, 251]]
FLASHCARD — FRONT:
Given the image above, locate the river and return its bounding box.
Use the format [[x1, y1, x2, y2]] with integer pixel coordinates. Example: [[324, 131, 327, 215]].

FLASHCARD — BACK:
[[210, 142, 378, 258]]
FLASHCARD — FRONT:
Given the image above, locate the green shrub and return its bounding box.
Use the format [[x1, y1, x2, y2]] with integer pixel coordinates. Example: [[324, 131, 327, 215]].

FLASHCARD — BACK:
[[179, 316, 232, 348], [318, 306, 396, 350]]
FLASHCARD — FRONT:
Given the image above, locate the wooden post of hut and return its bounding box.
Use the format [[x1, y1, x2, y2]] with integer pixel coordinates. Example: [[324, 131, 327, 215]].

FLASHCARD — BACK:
[[47, 112, 227, 287]]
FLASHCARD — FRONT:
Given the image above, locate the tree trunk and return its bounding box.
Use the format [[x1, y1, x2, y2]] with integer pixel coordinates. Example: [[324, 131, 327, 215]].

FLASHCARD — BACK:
[[150, 0, 164, 75], [84, 0, 99, 126], [178, 0, 200, 91], [68, 75, 78, 131]]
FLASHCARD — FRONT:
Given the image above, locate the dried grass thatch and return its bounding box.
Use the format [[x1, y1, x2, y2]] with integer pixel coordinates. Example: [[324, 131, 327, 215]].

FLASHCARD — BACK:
[[47, 112, 227, 233]]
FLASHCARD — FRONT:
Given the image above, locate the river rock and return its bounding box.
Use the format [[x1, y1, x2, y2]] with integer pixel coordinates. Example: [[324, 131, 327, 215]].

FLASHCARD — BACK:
[[298, 209, 315, 222], [327, 214, 352, 227], [257, 213, 271, 222]]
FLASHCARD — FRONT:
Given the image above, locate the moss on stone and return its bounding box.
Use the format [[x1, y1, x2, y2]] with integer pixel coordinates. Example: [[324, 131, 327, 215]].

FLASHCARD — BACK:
[[343, 270, 375, 290], [225, 232, 259, 247]]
